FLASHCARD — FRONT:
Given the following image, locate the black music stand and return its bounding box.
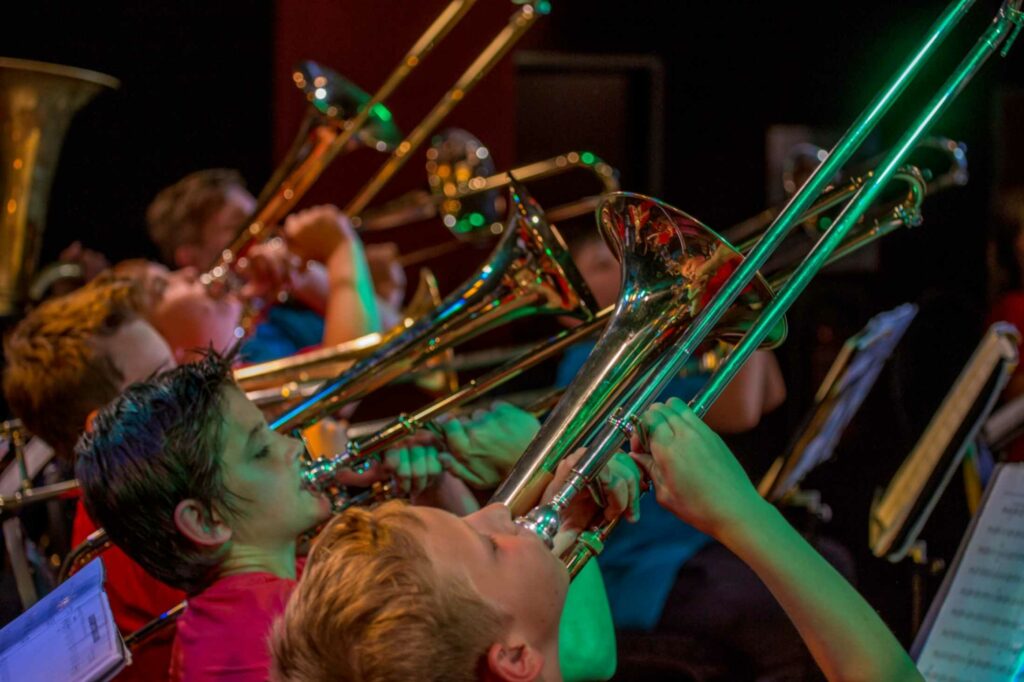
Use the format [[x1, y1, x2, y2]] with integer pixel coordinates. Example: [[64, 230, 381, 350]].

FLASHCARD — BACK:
[[869, 322, 1021, 563], [758, 303, 918, 503]]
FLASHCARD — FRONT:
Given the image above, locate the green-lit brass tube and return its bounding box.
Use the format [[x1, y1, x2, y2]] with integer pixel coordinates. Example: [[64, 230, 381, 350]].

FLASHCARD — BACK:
[[694, 0, 1022, 416], [622, 0, 975, 420]]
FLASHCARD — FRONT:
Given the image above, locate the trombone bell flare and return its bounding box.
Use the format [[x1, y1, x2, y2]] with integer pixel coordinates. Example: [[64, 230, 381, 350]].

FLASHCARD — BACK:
[[491, 192, 786, 516]]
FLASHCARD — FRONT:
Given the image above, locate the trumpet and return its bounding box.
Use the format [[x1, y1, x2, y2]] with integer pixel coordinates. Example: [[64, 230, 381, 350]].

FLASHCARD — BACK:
[[496, 0, 1023, 577]]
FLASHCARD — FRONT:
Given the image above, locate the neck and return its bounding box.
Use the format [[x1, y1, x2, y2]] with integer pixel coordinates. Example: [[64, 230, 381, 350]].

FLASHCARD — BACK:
[[220, 539, 297, 580], [539, 641, 561, 682]]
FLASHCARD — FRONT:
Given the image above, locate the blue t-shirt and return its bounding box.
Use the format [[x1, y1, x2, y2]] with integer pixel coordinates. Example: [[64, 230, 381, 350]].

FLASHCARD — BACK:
[[556, 342, 712, 631], [240, 305, 325, 364]]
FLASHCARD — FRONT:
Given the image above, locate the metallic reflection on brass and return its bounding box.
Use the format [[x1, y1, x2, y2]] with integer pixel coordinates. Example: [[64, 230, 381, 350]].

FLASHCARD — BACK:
[[492, 192, 785, 516], [0, 58, 118, 316], [274, 180, 597, 436]]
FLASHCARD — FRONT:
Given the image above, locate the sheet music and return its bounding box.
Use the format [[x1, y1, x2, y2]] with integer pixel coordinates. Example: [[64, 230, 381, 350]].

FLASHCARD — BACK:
[[916, 464, 1024, 681], [0, 559, 126, 682]]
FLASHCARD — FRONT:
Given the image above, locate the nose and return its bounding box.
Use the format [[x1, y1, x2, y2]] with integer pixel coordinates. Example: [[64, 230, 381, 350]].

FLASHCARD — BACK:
[[479, 503, 517, 533]]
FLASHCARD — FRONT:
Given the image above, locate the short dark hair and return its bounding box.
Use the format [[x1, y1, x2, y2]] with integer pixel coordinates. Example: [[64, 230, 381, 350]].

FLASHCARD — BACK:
[[74, 350, 240, 593], [3, 275, 144, 460], [146, 168, 245, 265]]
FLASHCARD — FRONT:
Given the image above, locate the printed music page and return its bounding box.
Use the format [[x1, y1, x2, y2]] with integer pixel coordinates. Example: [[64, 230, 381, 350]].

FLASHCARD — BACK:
[[915, 463, 1024, 681], [0, 558, 126, 682]]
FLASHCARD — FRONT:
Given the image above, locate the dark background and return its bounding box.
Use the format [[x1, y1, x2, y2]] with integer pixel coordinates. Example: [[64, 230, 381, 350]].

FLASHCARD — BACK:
[[5, 0, 1024, 644]]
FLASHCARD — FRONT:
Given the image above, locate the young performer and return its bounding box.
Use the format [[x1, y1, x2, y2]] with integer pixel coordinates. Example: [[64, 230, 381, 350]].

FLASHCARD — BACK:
[[271, 398, 923, 682], [146, 169, 404, 361], [74, 352, 636, 681]]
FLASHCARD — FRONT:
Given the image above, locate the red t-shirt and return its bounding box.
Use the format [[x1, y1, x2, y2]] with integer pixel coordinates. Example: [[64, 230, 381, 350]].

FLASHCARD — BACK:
[[169, 564, 302, 682], [73, 500, 186, 681], [990, 292, 1024, 461]]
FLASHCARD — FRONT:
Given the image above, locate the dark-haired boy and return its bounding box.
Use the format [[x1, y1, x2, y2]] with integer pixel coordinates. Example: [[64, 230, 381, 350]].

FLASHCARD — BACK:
[[75, 353, 617, 682]]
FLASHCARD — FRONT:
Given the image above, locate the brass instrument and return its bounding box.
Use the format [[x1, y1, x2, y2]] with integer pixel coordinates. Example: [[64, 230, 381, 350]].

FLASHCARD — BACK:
[[199, 60, 399, 327], [234, 267, 447, 393], [362, 148, 621, 268], [726, 136, 968, 257], [0, 58, 118, 317], [354, 150, 620, 235], [234, 151, 619, 401], [343, 1, 550, 217], [301, 309, 613, 506], [495, 0, 1023, 577], [272, 179, 598, 435], [204, 0, 551, 330]]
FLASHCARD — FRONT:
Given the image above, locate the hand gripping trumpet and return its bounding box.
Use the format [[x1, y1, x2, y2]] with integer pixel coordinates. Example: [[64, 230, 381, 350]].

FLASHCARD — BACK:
[[494, 0, 1024, 577]]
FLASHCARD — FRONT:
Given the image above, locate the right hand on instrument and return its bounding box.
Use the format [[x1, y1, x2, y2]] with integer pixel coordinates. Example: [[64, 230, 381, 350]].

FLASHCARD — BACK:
[[283, 205, 359, 264], [438, 403, 540, 488], [629, 397, 764, 537], [543, 448, 644, 535]]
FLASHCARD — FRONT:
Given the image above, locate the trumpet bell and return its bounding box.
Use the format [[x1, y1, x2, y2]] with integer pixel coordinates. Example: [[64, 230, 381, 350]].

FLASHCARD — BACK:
[[292, 61, 400, 153]]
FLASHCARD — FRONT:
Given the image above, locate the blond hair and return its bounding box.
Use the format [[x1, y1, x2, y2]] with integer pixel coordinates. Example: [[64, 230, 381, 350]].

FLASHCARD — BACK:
[[271, 501, 507, 682]]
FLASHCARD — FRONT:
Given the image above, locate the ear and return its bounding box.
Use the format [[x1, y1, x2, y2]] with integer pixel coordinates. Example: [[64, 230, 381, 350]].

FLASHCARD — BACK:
[[483, 641, 544, 682], [174, 499, 232, 548], [174, 244, 200, 270]]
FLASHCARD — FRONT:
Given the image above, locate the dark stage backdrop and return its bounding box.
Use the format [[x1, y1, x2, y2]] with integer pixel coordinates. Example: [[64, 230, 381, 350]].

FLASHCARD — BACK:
[[4, 0, 1024, 643]]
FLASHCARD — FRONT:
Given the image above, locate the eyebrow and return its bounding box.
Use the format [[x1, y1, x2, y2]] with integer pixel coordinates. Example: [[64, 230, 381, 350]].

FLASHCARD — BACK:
[[246, 423, 262, 450]]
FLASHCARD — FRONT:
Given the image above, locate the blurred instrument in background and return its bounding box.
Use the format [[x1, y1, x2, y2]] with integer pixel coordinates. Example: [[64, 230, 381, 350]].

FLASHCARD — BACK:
[[0, 58, 118, 318]]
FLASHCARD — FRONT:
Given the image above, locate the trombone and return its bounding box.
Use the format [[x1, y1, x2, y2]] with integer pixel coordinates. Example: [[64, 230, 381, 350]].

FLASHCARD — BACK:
[[269, 179, 598, 435], [202, 0, 551, 333], [297, 162, 927, 506], [494, 0, 1024, 577]]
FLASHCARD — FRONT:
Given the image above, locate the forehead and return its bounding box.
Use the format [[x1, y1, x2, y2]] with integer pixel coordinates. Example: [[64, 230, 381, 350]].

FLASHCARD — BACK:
[[220, 384, 264, 436], [410, 507, 481, 576]]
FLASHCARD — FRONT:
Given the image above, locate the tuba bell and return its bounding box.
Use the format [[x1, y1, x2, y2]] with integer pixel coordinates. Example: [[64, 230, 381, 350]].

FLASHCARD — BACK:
[[0, 58, 118, 317]]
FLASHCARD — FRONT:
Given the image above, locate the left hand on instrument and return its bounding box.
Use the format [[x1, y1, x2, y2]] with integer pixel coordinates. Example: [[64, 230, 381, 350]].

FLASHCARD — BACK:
[[382, 430, 446, 497], [283, 204, 359, 264], [438, 402, 540, 488]]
